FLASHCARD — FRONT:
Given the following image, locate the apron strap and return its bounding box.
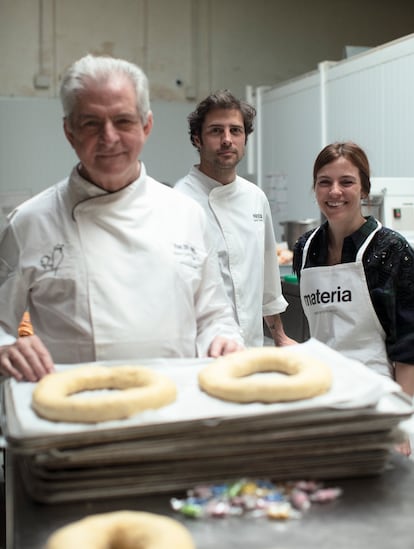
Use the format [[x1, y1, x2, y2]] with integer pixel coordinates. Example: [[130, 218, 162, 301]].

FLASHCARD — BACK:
[[301, 227, 321, 270], [356, 219, 382, 261], [301, 219, 383, 268]]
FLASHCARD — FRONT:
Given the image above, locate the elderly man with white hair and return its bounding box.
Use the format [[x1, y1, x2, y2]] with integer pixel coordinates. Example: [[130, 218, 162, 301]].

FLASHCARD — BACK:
[[0, 54, 244, 382]]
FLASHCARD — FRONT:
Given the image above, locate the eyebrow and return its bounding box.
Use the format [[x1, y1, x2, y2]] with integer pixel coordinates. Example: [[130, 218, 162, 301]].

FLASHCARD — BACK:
[[78, 111, 137, 119], [316, 174, 358, 180], [205, 123, 244, 129]]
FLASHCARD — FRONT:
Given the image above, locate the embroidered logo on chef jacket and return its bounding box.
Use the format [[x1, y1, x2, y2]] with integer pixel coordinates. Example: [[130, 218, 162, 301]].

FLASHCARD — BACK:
[[252, 213, 263, 222], [302, 285, 352, 307], [40, 244, 65, 275]]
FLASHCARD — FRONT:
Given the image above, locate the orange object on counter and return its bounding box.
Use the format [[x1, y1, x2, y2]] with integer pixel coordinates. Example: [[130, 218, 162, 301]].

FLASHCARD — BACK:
[[18, 311, 34, 337]]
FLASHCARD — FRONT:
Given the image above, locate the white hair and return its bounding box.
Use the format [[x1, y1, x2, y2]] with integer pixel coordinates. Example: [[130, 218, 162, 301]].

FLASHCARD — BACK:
[[60, 54, 151, 124]]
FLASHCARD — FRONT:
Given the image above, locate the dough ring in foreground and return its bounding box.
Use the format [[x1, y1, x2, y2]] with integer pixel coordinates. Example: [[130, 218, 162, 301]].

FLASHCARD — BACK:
[[32, 365, 177, 423], [45, 510, 195, 549], [198, 347, 332, 403]]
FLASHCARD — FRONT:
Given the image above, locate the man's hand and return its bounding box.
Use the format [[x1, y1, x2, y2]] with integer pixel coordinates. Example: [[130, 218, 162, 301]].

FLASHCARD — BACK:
[[274, 334, 297, 346], [0, 335, 54, 382], [264, 314, 297, 347], [207, 336, 244, 358], [395, 438, 412, 457]]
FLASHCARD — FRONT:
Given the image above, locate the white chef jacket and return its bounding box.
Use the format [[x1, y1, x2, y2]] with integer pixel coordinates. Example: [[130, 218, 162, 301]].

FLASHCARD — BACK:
[[0, 163, 243, 363], [175, 166, 288, 346]]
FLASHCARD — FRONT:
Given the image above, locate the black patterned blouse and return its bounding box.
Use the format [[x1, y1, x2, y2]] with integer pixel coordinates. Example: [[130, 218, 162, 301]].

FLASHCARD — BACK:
[[293, 216, 414, 364]]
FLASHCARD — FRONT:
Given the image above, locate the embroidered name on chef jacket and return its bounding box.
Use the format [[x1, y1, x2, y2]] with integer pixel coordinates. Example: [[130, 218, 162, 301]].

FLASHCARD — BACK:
[[173, 242, 203, 269], [303, 286, 352, 307], [252, 213, 263, 222]]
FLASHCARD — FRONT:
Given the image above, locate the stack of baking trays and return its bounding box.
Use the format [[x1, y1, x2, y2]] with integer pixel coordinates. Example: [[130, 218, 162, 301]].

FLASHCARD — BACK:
[[1, 339, 413, 504]]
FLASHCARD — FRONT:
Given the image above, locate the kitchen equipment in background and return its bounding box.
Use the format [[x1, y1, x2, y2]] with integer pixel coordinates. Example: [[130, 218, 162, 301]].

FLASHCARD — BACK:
[[280, 277, 310, 342], [279, 219, 319, 250], [360, 193, 384, 221], [362, 178, 414, 248], [264, 274, 309, 343]]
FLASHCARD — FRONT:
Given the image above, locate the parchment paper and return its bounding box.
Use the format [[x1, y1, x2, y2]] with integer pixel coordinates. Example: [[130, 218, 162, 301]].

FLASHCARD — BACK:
[[3, 339, 408, 441]]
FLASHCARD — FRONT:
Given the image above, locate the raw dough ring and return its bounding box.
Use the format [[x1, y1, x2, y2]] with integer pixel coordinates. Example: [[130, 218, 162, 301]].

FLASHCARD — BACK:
[[32, 365, 177, 423], [198, 347, 332, 403], [45, 510, 195, 549]]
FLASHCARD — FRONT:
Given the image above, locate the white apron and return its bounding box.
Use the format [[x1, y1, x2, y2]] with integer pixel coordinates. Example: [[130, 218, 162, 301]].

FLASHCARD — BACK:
[[300, 221, 393, 377]]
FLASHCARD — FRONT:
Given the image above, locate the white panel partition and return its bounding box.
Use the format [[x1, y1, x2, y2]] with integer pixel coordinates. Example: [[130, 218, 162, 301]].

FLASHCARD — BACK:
[[325, 35, 414, 177], [0, 97, 197, 208], [258, 73, 321, 241], [256, 32, 414, 236]]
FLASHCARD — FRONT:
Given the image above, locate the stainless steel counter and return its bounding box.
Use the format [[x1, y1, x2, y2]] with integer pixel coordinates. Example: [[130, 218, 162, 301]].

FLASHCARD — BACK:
[[5, 449, 414, 549]]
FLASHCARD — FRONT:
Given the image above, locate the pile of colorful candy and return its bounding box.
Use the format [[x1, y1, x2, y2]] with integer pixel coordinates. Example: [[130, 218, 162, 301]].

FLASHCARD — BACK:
[[170, 479, 343, 521]]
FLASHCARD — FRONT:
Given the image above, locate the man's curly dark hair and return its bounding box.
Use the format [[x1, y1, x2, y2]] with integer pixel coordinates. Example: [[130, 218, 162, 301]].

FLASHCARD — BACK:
[[188, 89, 256, 149]]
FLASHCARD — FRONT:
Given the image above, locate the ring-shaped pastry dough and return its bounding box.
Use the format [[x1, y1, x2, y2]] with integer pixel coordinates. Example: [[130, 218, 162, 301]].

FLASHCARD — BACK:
[[198, 347, 332, 403], [32, 365, 177, 423], [45, 510, 195, 549]]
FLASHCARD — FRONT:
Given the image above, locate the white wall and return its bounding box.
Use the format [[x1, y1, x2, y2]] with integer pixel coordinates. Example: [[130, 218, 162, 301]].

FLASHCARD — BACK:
[[2, 0, 414, 207], [0, 97, 197, 204], [256, 33, 414, 240], [258, 74, 322, 239], [2, 0, 414, 100], [325, 38, 414, 176]]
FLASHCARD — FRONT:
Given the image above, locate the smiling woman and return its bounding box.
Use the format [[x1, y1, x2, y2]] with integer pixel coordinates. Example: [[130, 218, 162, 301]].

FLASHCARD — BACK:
[[292, 141, 414, 456], [313, 145, 370, 261]]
